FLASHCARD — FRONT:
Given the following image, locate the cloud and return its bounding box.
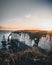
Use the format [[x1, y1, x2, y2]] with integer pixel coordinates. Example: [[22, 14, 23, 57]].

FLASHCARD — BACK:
[[24, 14, 32, 18]]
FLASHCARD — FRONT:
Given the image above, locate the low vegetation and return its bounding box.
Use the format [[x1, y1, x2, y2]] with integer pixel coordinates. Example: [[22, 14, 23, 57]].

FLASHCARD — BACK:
[[0, 47, 52, 65]]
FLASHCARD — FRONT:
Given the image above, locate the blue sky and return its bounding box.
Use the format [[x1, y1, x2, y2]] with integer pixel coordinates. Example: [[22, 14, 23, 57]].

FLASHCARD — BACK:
[[0, 0, 52, 30]]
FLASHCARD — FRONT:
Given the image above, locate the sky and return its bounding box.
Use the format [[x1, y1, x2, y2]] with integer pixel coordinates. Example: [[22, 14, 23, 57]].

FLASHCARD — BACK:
[[0, 0, 52, 30]]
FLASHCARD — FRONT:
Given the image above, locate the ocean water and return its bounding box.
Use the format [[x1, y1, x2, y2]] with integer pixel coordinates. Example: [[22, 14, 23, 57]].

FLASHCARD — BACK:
[[0, 31, 11, 49]]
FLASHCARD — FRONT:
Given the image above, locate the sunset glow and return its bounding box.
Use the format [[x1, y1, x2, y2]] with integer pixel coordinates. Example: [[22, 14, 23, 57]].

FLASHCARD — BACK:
[[0, 0, 52, 31]]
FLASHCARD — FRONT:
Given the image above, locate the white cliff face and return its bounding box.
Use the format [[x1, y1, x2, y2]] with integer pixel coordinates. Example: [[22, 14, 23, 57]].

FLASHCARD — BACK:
[[50, 36, 52, 48], [10, 33, 52, 49], [19, 33, 35, 47], [11, 33, 17, 39], [6, 32, 11, 39], [11, 33, 20, 40], [11, 33, 35, 47], [45, 35, 51, 50], [38, 34, 52, 50], [20, 33, 25, 42], [50, 39, 52, 48], [25, 34, 35, 47], [17, 34, 20, 41], [25, 33, 31, 46], [31, 40, 35, 47], [38, 37, 46, 49]]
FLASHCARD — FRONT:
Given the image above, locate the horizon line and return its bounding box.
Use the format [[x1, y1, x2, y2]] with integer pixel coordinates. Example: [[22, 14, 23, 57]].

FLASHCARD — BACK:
[[0, 26, 52, 31]]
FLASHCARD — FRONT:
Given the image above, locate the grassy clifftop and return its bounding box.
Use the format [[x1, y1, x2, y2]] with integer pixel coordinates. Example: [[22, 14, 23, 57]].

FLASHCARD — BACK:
[[0, 47, 52, 65]]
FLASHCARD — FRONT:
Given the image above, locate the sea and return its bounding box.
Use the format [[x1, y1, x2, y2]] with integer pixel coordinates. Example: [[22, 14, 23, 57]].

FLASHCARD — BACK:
[[0, 30, 11, 49]]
